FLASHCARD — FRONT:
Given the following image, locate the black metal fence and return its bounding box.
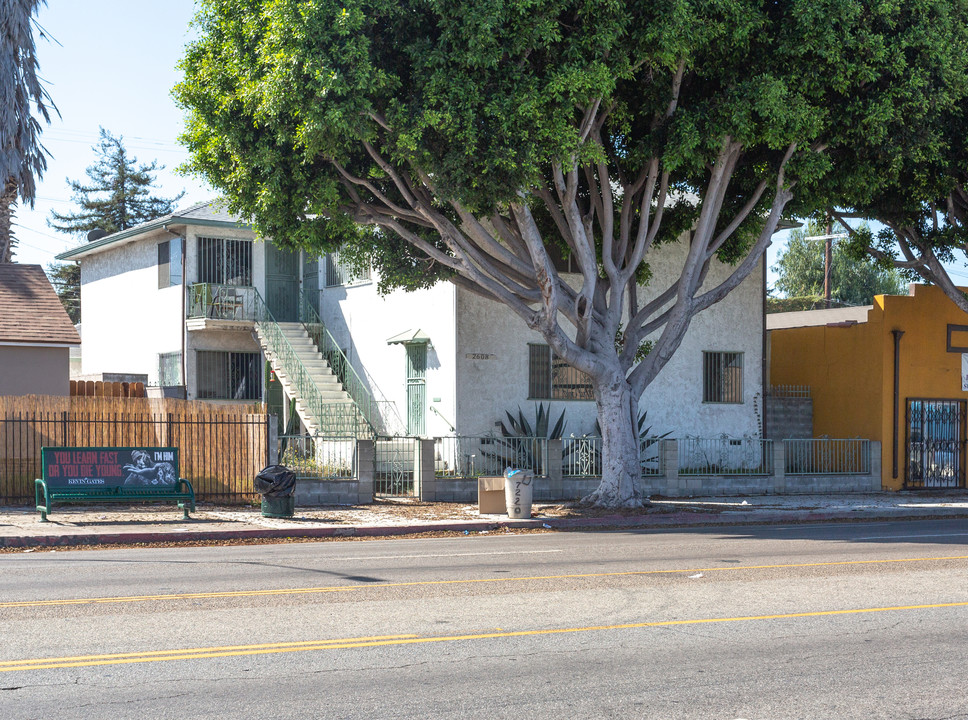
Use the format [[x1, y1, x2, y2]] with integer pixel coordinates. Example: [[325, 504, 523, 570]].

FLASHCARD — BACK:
[[1, 411, 270, 504]]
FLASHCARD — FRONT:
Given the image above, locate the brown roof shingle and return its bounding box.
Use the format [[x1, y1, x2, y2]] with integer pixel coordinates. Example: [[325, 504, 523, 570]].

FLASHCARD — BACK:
[[0, 264, 81, 345]]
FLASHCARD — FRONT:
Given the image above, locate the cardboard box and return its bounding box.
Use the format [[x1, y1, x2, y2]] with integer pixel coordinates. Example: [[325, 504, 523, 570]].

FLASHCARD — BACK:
[[478, 476, 506, 514]]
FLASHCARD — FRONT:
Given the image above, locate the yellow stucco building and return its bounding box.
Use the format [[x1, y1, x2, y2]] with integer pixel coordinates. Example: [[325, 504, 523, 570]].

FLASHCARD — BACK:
[[769, 284, 968, 491]]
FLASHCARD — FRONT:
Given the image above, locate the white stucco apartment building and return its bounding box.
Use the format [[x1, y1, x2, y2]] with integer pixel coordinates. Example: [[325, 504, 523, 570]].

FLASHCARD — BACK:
[[59, 202, 766, 441]]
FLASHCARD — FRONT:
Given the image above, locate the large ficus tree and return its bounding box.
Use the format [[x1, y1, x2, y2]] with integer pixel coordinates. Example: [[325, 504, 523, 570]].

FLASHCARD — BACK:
[[832, 34, 968, 309], [176, 0, 962, 507]]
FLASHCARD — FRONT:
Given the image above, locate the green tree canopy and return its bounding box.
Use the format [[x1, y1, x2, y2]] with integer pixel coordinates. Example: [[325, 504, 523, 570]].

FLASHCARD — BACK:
[[175, 0, 965, 507], [771, 220, 905, 308], [49, 127, 184, 236], [820, 2, 968, 311]]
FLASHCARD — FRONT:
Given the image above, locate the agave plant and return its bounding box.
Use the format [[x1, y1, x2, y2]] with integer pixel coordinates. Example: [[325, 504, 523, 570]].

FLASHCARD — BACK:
[[499, 403, 566, 440], [481, 403, 566, 475], [566, 410, 671, 476]]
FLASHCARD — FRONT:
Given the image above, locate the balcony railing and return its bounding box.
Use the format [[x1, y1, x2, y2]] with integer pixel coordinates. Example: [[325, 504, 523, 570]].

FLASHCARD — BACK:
[[188, 283, 257, 321]]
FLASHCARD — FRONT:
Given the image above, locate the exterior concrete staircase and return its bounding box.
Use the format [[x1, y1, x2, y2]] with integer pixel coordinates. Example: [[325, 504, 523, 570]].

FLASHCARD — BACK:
[[254, 321, 372, 437]]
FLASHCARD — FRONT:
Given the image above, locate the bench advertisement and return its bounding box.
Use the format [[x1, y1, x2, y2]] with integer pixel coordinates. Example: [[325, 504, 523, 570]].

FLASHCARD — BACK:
[[41, 447, 179, 488]]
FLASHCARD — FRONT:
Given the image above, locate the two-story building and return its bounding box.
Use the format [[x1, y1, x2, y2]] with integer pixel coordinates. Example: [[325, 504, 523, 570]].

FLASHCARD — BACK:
[[59, 201, 767, 443]]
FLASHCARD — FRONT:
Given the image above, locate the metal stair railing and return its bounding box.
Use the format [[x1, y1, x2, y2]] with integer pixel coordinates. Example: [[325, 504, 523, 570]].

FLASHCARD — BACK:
[[297, 290, 377, 433], [252, 289, 372, 437]]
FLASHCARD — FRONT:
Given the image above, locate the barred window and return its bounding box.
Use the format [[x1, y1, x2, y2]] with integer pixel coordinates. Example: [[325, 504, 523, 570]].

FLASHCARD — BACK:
[[158, 351, 183, 387], [196, 351, 262, 400], [703, 351, 744, 403], [325, 251, 370, 287], [197, 237, 252, 286], [528, 344, 595, 400]]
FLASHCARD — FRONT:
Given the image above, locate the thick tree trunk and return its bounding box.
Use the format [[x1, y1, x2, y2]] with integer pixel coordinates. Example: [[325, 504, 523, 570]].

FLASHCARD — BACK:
[[581, 371, 646, 508]]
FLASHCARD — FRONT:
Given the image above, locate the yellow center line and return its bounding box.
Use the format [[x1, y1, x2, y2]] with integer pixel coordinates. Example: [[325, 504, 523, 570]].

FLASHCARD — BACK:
[[0, 635, 417, 668], [3, 554, 968, 609], [0, 586, 358, 607], [4, 601, 968, 672]]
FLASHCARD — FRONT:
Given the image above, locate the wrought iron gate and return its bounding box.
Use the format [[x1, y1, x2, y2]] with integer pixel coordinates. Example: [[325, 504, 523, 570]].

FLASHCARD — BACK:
[[906, 399, 966, 488], [374, 437, 419, 498]]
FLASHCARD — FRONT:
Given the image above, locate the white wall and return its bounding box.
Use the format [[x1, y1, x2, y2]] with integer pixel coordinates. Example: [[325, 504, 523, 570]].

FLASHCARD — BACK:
[[80, 230, 183, 382], [455, 242, 765, 439], [318, 274, 457, 437], [81, 223, 264, 391]]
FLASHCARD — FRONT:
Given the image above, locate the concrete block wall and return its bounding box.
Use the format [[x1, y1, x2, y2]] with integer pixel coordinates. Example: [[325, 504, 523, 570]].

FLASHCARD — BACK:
[[765, 397, 814, 440], [291, 438, 883, 506], [293, 479, 365, 506], [293, 439, 375, 506]]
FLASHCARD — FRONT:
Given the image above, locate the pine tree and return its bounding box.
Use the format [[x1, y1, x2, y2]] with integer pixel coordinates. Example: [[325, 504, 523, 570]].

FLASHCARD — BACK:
[[49, 127, 184, 235], [45, 261, 79, 323], [48, 128, 184, 320]]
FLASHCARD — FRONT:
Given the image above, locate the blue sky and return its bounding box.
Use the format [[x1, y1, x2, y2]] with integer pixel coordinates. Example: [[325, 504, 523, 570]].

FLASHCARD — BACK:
[[15, 0, 878, 292], [15, 0, 209, 268]]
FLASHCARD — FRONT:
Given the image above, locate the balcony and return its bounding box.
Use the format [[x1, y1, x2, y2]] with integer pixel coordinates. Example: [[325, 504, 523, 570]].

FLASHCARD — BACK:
[[186, 283, 257, 331]]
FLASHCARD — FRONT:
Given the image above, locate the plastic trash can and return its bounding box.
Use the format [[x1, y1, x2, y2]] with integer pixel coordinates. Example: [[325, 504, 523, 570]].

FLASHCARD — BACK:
[[504, 468, 533, 519], [254, 464, 296, 518]]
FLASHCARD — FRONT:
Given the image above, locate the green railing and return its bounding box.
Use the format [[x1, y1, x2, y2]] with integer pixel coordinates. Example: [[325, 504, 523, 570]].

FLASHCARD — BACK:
[[187, 283, 257, 321], [297, 289, 376, 434], [251, 289, 373, 438]]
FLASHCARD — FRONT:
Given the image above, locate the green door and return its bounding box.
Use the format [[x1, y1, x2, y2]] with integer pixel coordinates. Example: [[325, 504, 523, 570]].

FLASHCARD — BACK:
[[406, 344, 427, 436], [302, 254, 320, 316], [266, 243, 300, 321]]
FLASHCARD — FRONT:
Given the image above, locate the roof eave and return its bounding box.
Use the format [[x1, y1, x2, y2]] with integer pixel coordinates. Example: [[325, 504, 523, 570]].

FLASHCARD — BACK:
[[55, 215, 250, 261]]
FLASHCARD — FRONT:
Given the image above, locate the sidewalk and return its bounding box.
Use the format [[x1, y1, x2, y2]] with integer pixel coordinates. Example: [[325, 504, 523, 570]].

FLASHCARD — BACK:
[[3, 492, 968, 549]]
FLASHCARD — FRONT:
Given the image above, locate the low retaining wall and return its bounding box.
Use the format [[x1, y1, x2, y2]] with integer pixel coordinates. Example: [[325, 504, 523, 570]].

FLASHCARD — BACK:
[[289, 438, 882, 506], [294, 479, 370, 506], [650, 473, 880, 497]]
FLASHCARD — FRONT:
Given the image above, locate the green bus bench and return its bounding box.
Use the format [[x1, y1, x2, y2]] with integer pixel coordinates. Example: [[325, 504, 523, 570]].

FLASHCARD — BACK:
[[35, 447, 196, 522]]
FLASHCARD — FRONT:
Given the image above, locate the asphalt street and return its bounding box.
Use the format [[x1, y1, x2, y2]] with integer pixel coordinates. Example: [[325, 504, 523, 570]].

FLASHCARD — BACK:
[[2, 519, 968, 719]]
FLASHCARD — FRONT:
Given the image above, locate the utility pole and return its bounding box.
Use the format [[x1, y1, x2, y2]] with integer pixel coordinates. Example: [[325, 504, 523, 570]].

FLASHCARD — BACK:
[[824, 217, 833, 309], [806, 221, 848, 310]]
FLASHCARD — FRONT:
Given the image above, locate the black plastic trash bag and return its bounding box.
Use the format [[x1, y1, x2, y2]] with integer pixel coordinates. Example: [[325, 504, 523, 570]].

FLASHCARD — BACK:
[[254, 464, 296, 497]]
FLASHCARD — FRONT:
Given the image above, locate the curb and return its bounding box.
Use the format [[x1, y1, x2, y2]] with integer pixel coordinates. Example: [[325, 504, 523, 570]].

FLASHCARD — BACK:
[[4, 509, 968, 549]]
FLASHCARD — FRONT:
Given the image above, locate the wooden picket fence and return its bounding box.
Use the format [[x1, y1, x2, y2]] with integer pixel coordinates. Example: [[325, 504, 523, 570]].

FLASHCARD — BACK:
[[70, 380, 146, 398], [0, 396, 269, 505]]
